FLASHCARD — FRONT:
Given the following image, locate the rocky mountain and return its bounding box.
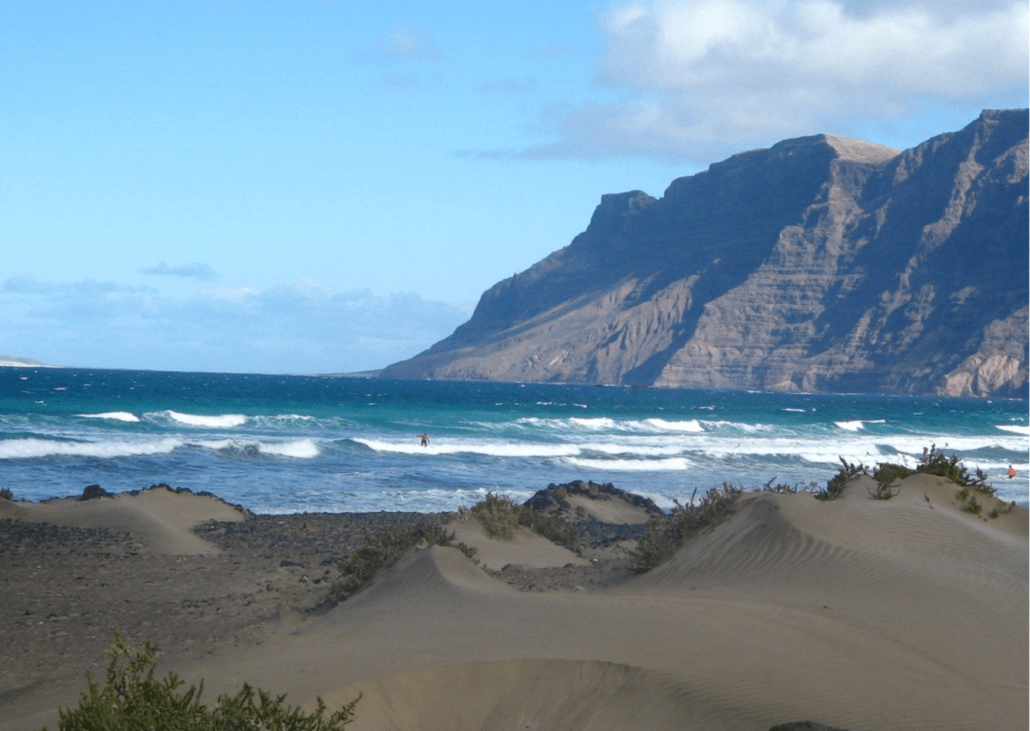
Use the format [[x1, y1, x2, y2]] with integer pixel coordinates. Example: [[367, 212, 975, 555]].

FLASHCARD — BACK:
[[384, 110, 1029, 398]]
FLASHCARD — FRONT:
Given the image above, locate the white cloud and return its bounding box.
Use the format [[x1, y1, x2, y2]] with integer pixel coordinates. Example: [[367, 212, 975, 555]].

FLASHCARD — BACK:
[[0, 277, 470, 374], [520, 0, 1029, 162]]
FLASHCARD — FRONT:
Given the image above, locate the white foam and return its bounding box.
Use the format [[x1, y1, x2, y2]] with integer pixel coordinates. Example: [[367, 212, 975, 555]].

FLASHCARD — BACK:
[[193, 438, 321, 459], [78, 412, 140, 423], [997, 425, 1030, 436], [567, 417, 618, 430], [259, 440, 321, 459], [353, 437, 580, 458], [0, 437, 182, 460], [643, 418, 704, 432], [165, 411, 247, 428], [565, 456, 691, 471], [835, 420, 862, 431], [586, 442, 685, 457]]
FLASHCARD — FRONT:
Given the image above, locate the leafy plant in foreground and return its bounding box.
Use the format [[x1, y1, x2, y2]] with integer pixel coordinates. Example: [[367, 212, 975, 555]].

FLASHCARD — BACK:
[[46, 630, 359, 730]]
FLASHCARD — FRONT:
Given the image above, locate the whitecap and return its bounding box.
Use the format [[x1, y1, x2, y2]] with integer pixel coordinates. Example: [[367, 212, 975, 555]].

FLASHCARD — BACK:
[[165, 411, 247, 428], [352, 437, 579, 458], [997, 425, 1030, 436], [259, 440, 321, 459], [78, 412, 140, 423], [565, 456, 691, 471], [585, 442, 685, 457], [835, 420, 865, 431], [643, 418, 705, 433], [835, 419, 885, 431], [0, 437, 182, 460]]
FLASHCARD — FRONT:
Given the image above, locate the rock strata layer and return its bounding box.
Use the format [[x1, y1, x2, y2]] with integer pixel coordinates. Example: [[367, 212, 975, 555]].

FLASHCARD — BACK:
[[384, 110, 1029, 398]]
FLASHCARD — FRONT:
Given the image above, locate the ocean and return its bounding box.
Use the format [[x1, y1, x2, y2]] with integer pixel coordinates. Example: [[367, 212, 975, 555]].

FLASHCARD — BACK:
[[1, 366, 1027, 513]]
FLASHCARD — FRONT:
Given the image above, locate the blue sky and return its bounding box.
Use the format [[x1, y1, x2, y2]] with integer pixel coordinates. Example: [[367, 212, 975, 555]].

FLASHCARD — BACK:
[[2, 1, 1027, 374]]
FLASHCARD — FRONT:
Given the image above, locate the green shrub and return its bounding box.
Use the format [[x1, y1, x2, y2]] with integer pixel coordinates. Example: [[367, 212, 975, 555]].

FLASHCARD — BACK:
[[0, 487, 12, 500], [870, 462, 913, 499], [631, 483, 743, 573], [468, 492, 578, 550], [761, 478, 819, 494], [917, 444, 995, 494], [830, 445, 1003, 515], [46, 631, 358, 730], [470, 492, 523, 540], [816, 458, 868, 501], [333, 521, 477, 601], [519, 509, 579, 550]]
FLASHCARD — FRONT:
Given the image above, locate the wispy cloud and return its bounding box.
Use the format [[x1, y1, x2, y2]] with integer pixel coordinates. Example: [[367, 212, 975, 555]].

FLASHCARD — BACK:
[[486, 0, 1029, 163], [0, 277, 470, 373], [140, 261, 218, 281], [357, 27, 442, 63]]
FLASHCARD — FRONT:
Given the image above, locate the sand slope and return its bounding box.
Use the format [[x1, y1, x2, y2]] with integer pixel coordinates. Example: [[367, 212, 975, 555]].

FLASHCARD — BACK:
[[158, 475, 1027, 731], [0, 486, 245, 555], [2, 476, 1025, 731]]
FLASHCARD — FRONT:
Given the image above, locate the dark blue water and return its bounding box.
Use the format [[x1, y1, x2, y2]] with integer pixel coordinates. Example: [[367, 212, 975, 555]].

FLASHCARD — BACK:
[[2, 366, 1026, 512]]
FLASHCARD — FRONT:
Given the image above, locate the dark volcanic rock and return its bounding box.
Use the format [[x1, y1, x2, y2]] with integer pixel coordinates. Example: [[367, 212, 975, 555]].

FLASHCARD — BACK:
[[383, 110, 1028, 398]]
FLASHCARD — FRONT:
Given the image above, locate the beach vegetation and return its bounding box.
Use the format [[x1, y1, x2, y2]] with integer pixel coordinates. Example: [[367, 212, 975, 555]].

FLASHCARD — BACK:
[[866, 460, 911, 499], [0, 487, 12, 500], [471, 492, 522, 539], [631, 483, 743, 573], [333, 521, 477, 601], [761, 478, 820, 494], [831, 445, 1009, 516], [916, 444, 994, 493], [816, 458, 868, 501], [45, 630, 359, 730], [469, 492, 579, 550]]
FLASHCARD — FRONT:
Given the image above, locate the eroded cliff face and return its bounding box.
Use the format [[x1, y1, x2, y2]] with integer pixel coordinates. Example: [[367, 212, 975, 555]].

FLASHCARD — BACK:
[[383, 110, 1029, 398]]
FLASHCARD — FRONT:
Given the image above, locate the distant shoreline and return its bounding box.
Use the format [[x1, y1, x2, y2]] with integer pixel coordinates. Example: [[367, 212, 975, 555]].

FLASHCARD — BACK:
[[0, 355, 58, 368]]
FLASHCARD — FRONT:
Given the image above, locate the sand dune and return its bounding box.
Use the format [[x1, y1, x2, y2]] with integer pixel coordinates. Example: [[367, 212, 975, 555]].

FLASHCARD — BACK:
[[1, 476, 1025, 731], [0, 486, 245, 555]]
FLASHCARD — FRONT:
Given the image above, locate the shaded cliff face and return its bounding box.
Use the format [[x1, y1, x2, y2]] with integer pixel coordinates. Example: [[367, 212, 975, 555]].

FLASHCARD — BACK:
[[383, 110, 1029, 398]]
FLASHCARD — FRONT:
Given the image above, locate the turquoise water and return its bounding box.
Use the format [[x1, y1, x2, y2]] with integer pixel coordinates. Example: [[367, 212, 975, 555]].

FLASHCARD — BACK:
[[1, 366, 1027, 513]]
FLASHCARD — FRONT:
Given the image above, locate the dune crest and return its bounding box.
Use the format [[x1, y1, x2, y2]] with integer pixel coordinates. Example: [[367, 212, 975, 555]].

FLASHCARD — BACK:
[[0, 485, 245, 555]]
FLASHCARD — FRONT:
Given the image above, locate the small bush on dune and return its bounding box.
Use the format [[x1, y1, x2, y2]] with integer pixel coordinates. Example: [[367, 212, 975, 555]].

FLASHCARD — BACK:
[[821, 445, 1011, 516], [761, 478, 820, 494], [815, 458, 868, 501], [520, 509, 579, 550], [0, 487, 12, 500], [46, 630, 359, 730], [916, 444, 994, 494], [333, 521, 477, 601], [631, 483, 743, 574], [470, 492, 522, 540], [468, 492, 579, 550]]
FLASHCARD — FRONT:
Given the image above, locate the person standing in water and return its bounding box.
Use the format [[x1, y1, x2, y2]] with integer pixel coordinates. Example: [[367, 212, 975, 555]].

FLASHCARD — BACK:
[[419, 433, 430, 447]]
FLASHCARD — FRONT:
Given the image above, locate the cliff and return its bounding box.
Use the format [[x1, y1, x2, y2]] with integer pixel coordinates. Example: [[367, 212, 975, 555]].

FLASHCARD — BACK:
[[383, 110, 1029, 398]]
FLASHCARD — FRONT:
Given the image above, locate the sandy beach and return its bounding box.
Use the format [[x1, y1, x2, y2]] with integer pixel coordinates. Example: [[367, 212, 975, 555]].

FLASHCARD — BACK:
[[1, 476, 1026, 731]]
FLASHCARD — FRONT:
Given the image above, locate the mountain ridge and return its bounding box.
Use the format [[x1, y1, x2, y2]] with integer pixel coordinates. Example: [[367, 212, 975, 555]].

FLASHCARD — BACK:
[[384, 110, 1029, 398]]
